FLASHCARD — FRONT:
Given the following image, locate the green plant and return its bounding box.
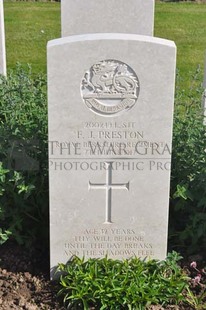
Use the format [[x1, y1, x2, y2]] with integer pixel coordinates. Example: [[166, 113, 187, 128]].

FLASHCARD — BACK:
[[169, 69, 206, 256], [0, 64, 48, 247], [184, 261, 206, 309], [57, 252, 189, 310], [186, 287, 206, 310]]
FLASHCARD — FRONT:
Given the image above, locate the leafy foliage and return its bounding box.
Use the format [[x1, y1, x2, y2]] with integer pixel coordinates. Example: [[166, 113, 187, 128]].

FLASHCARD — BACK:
[[0, 65, 205, 260], [169, 69, 206, 255], [57, 252, 189, 310], [186, 261, 206, 309], [0, 65, 48, 247]]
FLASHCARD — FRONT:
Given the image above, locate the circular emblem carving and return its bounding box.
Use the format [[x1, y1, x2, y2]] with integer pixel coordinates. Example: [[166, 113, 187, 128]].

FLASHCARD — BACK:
[[81, 60, 140, 116]]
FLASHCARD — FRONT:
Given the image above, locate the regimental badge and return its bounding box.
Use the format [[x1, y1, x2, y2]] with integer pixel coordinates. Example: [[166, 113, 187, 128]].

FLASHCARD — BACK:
[[81, 60, 140, 116]]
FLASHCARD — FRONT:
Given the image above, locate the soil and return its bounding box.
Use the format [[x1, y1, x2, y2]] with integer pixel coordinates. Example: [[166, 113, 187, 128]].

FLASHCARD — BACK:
[[0, 242, 205, 310], [0, 242, 64, 310]]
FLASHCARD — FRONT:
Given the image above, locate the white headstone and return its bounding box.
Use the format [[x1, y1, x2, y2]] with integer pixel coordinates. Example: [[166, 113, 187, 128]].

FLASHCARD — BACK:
[[61, 0, 154, 37], [0, 0, 6, 76], [48, 33, 176, 279]]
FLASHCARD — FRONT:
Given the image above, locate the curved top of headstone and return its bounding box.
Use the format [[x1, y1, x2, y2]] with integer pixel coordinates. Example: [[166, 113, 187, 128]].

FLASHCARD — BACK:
[[61, 0, 154, 37]]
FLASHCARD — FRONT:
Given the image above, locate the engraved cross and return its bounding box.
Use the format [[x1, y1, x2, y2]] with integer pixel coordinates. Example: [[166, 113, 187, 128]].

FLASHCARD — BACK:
[[89, 162, 129, 224]]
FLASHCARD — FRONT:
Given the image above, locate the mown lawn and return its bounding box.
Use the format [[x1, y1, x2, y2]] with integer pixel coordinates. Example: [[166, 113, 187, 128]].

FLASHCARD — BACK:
[[4, 2, 206, 87], [4, 2, 60, 73], [155, 2, 206, 88]]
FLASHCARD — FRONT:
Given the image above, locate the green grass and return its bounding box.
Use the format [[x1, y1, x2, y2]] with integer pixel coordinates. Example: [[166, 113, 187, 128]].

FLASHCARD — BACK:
[[155, 2, 206, 88], [4, 2, 206, 87], [4, 2, 60, 74]]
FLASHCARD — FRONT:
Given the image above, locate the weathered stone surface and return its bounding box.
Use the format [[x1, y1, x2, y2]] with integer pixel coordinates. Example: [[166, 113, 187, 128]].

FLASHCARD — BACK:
[[48, 33, 176, 278], [61, 0, 154, 37]]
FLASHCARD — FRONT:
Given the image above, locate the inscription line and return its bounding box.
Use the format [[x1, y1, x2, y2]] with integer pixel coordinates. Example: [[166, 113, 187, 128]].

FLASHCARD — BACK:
[[50, 158, 171, 160]]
